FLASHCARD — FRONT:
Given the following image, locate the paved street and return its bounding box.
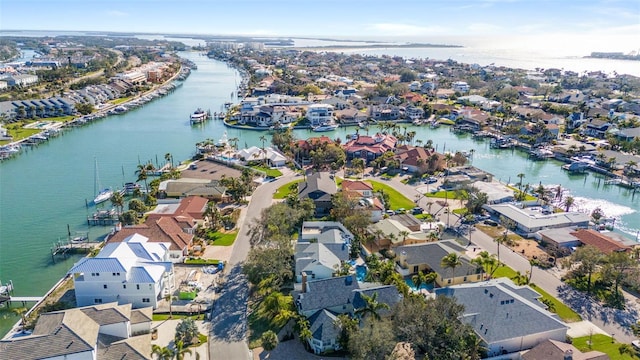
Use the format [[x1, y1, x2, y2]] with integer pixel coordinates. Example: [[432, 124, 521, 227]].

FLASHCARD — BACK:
[[381, 172, 640, 344], [209, 170, 300, 360]]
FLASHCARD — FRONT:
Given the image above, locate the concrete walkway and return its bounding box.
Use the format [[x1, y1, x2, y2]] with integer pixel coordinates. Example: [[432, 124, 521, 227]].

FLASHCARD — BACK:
[[151, 319, 209, 359]]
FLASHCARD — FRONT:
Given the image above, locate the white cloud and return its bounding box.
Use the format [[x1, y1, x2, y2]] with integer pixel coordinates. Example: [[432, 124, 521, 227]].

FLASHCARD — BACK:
[[368, 23, 449, 36]]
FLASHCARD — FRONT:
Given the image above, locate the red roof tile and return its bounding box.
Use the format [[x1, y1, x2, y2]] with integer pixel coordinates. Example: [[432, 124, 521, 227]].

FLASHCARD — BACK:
[[342, 180, 373, 191], [570, 229, 630, 254]]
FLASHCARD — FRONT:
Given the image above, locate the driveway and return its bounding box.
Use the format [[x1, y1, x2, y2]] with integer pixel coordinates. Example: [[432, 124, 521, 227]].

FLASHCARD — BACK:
[[209, 170, 300, 360]]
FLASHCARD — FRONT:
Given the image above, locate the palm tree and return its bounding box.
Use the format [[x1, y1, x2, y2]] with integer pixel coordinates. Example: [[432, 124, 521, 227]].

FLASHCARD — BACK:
[[259, 135, 268, 166], [261, 330, 279, 352], [511, 271, 529, 286], [563, 196, 575, 212], [398, 230, 410, 244], [517, 173, 525, 192], [471, 251, 498, 280], [164, 293, 175, 319], [260, 292, 295, 327], [354, 292, 390, 321], [12, 307, 28, 333], [174, 340, 193, 360], [618, 344, 634, 357], [440, 253, 462, 285], [351, 157, 365, 178], [110, 190, 124, 214], [151, 344, 174, 360], [297, 317, 312, 349]]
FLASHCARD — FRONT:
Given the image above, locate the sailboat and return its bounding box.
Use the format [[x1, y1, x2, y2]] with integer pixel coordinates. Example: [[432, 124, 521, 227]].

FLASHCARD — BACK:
[[93, 158, 113, 205]]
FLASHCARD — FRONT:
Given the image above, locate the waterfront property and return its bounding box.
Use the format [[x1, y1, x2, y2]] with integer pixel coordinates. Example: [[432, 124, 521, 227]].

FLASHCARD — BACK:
[[0, 302, 152, 360], [486, 204, 590, 236], [343, 133, 398, 162], [435, 278, 568, 357], [68, 234, 174, 309]]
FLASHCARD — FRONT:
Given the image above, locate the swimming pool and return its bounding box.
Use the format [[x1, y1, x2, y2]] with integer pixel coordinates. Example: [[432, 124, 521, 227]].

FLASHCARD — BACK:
[[405, 277, 434, 292], [355, 265, 367, 282]]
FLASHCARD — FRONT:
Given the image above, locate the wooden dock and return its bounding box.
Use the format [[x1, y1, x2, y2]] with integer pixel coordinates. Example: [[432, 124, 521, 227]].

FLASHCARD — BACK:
[[87, 208, 120, 226], [51, 240, 102, 258], [0, 295, 43, 307]]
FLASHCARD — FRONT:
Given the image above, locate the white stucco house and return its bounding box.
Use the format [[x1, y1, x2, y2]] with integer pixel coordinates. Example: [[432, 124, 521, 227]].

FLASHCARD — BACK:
[[68, 233, 174, 309]]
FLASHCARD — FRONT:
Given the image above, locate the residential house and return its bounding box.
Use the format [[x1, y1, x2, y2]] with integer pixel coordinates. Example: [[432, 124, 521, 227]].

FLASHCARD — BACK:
[[295, 275, 402, 354], [371, 105, 400, 121], [306, 104, 335, 126], [342, 180, 374, 198], [298, 172, 338, 216], [570, 229, 631, 254], [343, 133, 397, 162], [0, 302, 153, 360], [237, 146, 287, 167], [405, 105, 424, 120], [486, 204, 590, 236], [584, 119, 615, 139], [69, 233, 174, 309], [394, 145, 441, 173], [537, 227, 582, 253], [395, 240, 482, 286], [615, 127, 640, 142], [436, 278, 568, 357], [335, 108, 367, 124], [293, 136, 335, 164], [522, 339, 609, 360], [452, 81, 470, 93], [470, 181, 514, 204], [158, 178, 227, 201], [369, 216, 439, 248], [295, 221, 353, 283]]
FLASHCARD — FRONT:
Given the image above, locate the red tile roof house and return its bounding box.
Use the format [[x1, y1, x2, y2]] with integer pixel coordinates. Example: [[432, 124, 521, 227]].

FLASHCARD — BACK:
[[107, 196, 208, 262], [394, 145, 443, 173], [570, 229, 631, 254], [341, 180, 384, 222], [343, 133, 397, 163]]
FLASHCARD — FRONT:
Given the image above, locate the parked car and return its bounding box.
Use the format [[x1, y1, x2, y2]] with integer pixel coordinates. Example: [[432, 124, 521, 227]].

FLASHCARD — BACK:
[[632, 340, 640, 351], [386, 210, 395, 216], [484, 219, 498, 226], [396, 208, 406, 214], [412, 207, 423, 215], [424, 176, 438, 184]]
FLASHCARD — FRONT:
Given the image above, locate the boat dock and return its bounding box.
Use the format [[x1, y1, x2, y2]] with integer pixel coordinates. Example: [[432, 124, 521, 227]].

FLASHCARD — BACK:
[[0, 280, 43, 307], [87, 208, 120, 226], [51, 238, 102, 258]]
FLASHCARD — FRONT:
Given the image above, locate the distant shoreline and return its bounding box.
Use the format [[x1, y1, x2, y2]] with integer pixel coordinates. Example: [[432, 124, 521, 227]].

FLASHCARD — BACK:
[[295, 43, 463, 51]]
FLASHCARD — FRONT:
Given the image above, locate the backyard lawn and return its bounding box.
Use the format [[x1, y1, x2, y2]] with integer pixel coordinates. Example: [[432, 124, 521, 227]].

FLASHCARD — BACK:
[[207, 231, 237, 246], [369, 180, 415, 210], [273, 179, 303, 199], [573, 334, 638, 359], [250, 165, 283, 178]]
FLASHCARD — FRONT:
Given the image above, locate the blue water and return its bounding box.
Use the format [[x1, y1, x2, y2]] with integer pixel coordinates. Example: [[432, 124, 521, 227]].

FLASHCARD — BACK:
[[355, 265, 367, 282], [405, 277, 435, 292]]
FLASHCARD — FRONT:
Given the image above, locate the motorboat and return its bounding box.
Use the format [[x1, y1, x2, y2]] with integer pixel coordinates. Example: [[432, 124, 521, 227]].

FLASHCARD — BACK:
[[312, 123, 339, 132], [190, 108, 210, 124]]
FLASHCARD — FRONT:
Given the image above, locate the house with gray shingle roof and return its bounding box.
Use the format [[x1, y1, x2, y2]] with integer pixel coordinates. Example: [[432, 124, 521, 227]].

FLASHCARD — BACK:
[[0, 302, 152, 360], [395, 240, 482, 286], [295, 221, 353, 283], [435, 278, 568, 357], [68, 233, 174, 309], [295, 275, 402, 354], [298, 172, 338, 216]]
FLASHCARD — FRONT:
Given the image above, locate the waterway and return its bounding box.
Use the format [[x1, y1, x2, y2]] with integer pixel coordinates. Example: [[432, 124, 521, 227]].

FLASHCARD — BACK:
[[1, 51, 638, 336]]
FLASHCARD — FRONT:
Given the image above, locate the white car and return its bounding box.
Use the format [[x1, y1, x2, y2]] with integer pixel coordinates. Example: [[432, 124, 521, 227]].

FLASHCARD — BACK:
[[632, 340, 640, 350]]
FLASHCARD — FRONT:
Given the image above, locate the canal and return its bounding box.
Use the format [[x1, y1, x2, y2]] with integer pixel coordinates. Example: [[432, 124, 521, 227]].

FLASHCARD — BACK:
[[0, 51, 638, 336]]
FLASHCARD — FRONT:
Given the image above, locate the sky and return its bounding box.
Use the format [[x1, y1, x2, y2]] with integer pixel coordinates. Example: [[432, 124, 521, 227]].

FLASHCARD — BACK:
[[1, 0, 639, 52]]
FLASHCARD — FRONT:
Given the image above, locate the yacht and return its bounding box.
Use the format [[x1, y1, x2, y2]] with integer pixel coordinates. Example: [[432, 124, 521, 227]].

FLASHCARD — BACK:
[[190, 108, 210, 124], [312, 123, 339, 132]]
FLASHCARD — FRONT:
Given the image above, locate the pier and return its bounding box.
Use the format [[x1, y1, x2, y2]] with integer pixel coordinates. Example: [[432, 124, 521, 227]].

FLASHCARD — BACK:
[[87, 208, 120, 226], [0, 296, 43, 307], [51, 239, 102, 258]]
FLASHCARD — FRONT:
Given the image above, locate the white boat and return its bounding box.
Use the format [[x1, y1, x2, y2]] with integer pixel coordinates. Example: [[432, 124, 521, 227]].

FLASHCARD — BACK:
[[604, 178, 622, 185], [94, 188, 113, 204], [92, 158, 112, 205], [312, 123, 339, 132], [190, 108, 210, 123]]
